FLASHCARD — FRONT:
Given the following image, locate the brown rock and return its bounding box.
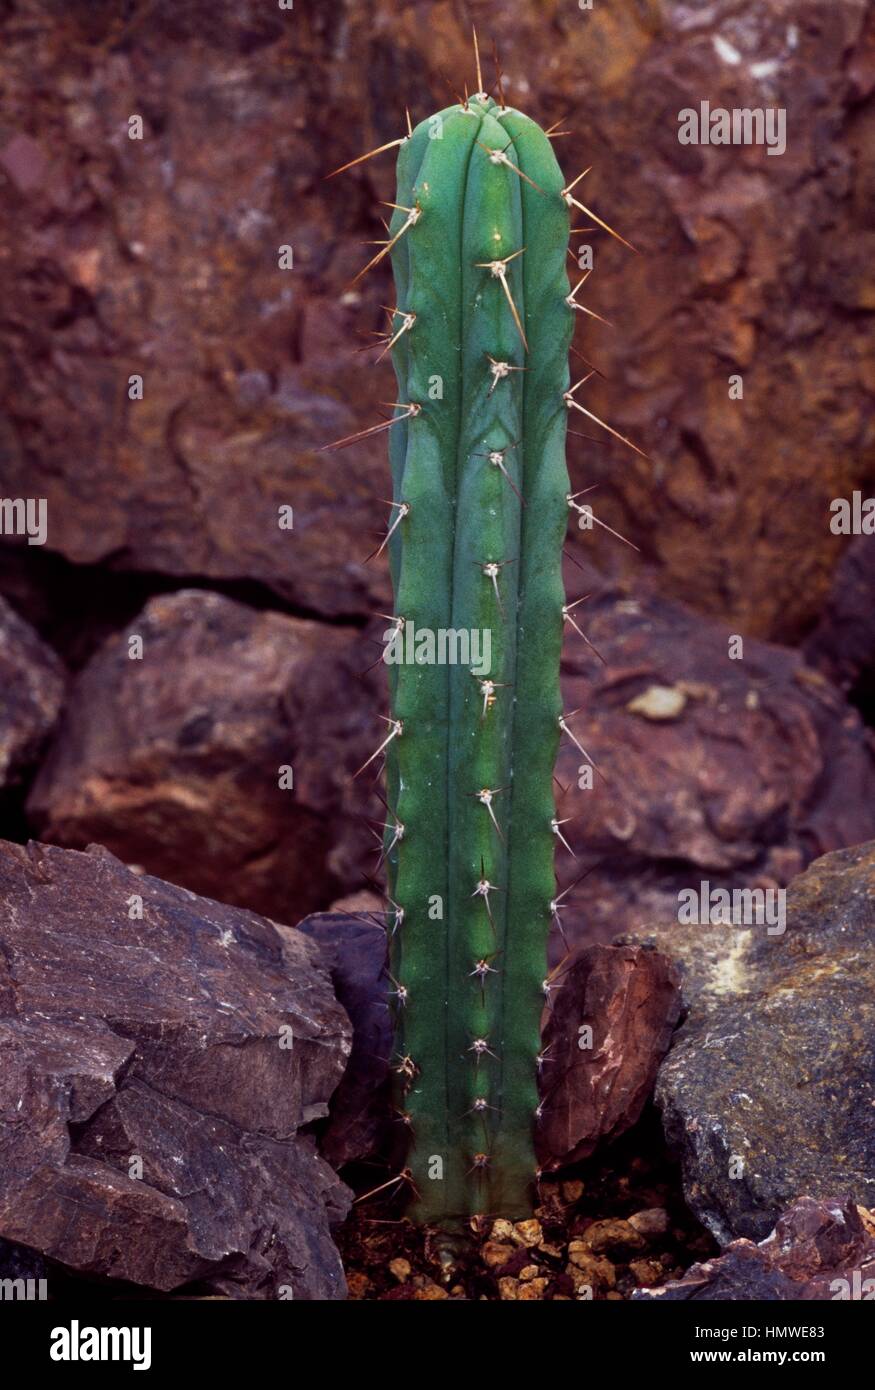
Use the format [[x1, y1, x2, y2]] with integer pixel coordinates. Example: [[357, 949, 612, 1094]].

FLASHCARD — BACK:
[[544, 0, 875, 641], [482, 1241, 515, 1270], [579, 1219, 647, 1258], [629, 1259, 665, 1287], [517, 1278, 548, 1300], [555, 584, 875, 947], [413, 1281, 449, 1300], [346, 1271, 371, 1300], [0, 596, 65, 791], [0, 838, 352, 1298], [1, 3, 871, 638], [27, 591, 382, 922], [538, 943, 681, 1168], [0, 5, 392, 621], [512, 1219, 542, 1248], [566, 1251, 617, 1292]]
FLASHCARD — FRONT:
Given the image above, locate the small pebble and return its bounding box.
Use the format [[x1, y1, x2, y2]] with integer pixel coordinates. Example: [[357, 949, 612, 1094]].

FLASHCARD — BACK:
[[414, 1283, 449, 1300], [481, 1240, 515, 1269], [513, 1218, 542, 1248], [498, 1277, 519, 1300], [628, 1207, 670, 1239], [517, 1278, 548, 1300], [519, 1264, 540, 1281], [561, 1179, 584, 1203], [566, 1254, 616, 1292], [626, 684, 687, 720], [490, 1218, 515, 1241], [581, 1218, 646, 1255], [629, 1258, 664, 1286], [389, 1257, 412, 1282]]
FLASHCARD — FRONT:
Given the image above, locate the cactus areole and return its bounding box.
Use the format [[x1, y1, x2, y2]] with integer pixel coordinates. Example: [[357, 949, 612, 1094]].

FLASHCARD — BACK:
[[381, 92, 574, 1226]]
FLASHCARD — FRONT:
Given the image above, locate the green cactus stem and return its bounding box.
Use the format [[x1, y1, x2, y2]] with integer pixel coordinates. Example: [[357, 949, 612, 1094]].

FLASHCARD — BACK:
[[378, 90, 574, 1225]]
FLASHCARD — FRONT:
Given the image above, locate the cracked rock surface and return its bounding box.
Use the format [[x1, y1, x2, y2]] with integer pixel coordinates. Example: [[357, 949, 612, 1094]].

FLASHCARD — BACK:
[[0, 838, 352, 1298], [629, 842, 875, 1244]]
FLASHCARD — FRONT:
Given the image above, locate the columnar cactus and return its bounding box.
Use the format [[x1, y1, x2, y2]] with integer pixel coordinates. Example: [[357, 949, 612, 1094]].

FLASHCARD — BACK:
[[378, 89, 574, 1226], [328, 56, 638, 1227]]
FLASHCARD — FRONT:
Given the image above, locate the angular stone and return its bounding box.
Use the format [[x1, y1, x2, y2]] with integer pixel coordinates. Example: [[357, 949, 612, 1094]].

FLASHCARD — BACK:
[[0, 837, 352, 1297], [634, 842, 875, 1244], [27, 590, 382, 922], [538, 944, 681, 1167], [0, 595, 65, 791], [555, 584, 875, 948], [634, 1198, 875, 1301], [805, 533, 875, 692], [294, 911, 391, 1169]]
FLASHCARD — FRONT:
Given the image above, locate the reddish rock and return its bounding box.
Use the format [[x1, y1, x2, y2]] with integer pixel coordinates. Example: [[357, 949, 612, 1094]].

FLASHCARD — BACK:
[[0, 1, 391, 621], [554, 583, 875, 948], [634, 1198, 875, 1301], [288, 918, 680, 1174], [537, 944, 681, 1168], [27, 590, 382, 921], [1, 2, 872, 635], [0, 595, 65, 792], [0, 837, 351, 1298]]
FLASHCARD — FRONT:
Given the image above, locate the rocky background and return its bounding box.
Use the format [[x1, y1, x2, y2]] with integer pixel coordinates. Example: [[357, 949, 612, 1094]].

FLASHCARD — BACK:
[[1, 0, 874, 1300]]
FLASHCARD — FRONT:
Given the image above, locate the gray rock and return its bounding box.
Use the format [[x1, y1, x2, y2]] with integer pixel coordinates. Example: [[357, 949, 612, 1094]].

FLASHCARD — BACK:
[[294, 910, 392, 1169], [634, 1197, 875, 1301], [632, 842, 875, 1244], [0, 838, 352, 1298], [0, 594, 65, 790]]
